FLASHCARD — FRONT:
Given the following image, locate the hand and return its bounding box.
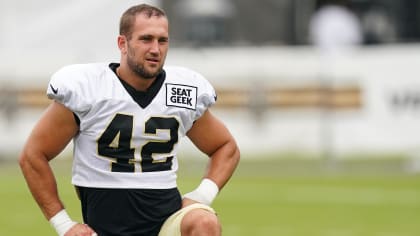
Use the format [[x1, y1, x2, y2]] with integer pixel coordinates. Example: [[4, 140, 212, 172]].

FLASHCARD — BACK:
[[182, 197, 200, 208], [64, 223, 97, 236]]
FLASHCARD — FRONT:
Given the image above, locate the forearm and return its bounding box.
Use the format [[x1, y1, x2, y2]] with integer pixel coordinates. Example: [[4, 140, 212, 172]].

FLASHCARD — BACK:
[[185, 110, 240, 205], [183, 139, 239, 206], [204, 139, 240, 190], [19, 151, 64, 220]]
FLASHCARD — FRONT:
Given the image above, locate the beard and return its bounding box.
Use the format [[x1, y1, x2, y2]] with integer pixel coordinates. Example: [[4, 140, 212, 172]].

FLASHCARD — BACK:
[[126, 46, 164, 80], [127, 58, 163, 79]]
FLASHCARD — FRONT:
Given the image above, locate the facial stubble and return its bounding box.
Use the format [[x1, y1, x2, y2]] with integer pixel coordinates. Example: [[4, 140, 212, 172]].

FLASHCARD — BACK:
[[126, 43, 164, 79]]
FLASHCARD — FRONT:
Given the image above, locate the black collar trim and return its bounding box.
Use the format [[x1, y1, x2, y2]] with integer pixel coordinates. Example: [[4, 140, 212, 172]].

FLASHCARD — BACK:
[[109, 63, 166, 108]]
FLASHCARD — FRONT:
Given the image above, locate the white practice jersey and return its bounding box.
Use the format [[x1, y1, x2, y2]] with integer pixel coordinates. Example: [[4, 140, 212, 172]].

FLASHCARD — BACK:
[[47, 63, 216, 189]]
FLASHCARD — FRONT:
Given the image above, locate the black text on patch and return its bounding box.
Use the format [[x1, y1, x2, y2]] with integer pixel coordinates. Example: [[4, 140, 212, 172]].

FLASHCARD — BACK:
[[166, 83, 197, 110]]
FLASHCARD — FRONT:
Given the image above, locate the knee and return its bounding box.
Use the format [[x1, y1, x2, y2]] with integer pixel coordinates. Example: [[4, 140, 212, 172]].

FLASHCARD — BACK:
[[195, 214, 220, 233], [181, 210, 221, 236]]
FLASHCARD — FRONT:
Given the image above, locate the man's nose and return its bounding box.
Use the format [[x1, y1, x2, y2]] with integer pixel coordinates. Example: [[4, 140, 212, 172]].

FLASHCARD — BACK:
[[149, 40, 159, 54]]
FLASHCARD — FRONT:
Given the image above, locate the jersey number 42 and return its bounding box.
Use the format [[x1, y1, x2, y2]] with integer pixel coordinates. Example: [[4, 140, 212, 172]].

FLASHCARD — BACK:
[[97, 114, 179, 172]]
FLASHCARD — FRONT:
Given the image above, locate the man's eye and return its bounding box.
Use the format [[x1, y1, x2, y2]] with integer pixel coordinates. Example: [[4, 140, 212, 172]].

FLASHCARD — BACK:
[[139, 36, 153, 41]]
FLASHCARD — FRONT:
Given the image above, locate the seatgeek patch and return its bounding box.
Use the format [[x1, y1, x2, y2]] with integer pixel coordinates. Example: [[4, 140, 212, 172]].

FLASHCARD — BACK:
[[166, 83, 197, 110]]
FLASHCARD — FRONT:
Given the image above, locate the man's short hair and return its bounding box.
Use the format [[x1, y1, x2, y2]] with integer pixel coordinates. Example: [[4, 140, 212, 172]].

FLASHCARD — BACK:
[[119, 4, 167, 39]]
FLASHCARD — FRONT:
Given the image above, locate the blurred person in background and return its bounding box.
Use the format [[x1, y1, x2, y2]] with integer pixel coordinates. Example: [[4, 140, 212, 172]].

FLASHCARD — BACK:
[[19, 3, 240, 236], [361, 5, 396, 44], [308, 0, 363, 162], [309, 0, 363, 53], [174, 0, 235, 46]]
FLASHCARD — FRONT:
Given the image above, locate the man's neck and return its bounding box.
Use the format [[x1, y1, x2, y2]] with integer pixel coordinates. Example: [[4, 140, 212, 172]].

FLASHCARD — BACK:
[[117, 66, 156, 92]]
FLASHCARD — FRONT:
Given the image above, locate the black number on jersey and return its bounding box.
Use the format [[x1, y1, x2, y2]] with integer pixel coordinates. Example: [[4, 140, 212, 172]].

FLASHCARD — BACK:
[[97, 114, 179, 172], [141, 117, 178, 172], [97, 114, 135, 172]]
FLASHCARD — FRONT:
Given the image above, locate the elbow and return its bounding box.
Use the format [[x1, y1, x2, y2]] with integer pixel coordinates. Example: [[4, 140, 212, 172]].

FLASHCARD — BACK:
[[232, 142, 241, 166], [18, 149, 50, 182], [205, 135, 240, 169], [18, 148, 46, 173], [18, 150, 27, 168], [18, 150, 32, 172], [224, 139, 240, 168]]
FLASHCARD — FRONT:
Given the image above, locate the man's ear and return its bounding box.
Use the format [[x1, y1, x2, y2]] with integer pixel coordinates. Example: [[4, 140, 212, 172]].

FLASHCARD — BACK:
[[118, 35, 127, 54]]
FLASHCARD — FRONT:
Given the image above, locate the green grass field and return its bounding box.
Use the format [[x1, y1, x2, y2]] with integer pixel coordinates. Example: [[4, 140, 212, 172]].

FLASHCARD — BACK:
[[1, 157, 420, 236]]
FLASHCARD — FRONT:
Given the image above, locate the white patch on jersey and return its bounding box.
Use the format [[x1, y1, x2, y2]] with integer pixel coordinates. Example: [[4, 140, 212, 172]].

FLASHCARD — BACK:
[[166, 83, 197, 110]]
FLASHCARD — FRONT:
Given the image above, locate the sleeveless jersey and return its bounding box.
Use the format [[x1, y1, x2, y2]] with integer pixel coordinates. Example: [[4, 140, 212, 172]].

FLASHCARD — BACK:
[[46, 63, 216, 189]]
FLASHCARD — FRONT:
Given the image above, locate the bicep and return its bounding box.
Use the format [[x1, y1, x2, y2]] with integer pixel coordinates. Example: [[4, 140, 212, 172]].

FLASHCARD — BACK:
[[24, 101, 79, 160], [187, 110, 233, 156]]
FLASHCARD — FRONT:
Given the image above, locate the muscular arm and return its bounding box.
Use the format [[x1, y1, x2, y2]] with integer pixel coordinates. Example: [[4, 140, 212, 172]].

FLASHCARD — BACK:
[[19, 101, 79, 220], [186, 110, 240, 191]]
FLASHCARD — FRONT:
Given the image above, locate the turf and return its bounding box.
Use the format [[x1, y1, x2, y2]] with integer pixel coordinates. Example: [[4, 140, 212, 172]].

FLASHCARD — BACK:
[[1, 158, 420, 236]]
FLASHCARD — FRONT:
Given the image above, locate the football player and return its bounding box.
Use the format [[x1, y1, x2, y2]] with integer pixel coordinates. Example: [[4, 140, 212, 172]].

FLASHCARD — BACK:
[[19, 4, 240, 236]]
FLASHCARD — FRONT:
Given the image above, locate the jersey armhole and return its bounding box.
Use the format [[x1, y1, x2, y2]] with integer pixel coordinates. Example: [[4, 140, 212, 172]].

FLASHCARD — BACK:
[[73, 112, 80, 126]]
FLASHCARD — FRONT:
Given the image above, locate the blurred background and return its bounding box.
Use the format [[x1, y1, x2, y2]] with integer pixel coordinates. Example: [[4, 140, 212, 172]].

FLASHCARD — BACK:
[[1, 0, 420, 235], [1, 0, 420, 163]]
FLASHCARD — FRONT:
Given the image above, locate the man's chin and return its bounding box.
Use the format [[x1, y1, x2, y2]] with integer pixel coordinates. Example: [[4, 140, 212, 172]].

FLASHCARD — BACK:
[[136, 68, 162, 79]]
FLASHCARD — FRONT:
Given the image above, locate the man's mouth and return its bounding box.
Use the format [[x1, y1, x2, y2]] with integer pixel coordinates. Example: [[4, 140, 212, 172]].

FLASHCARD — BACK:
[[146, 58, 159, 63]]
